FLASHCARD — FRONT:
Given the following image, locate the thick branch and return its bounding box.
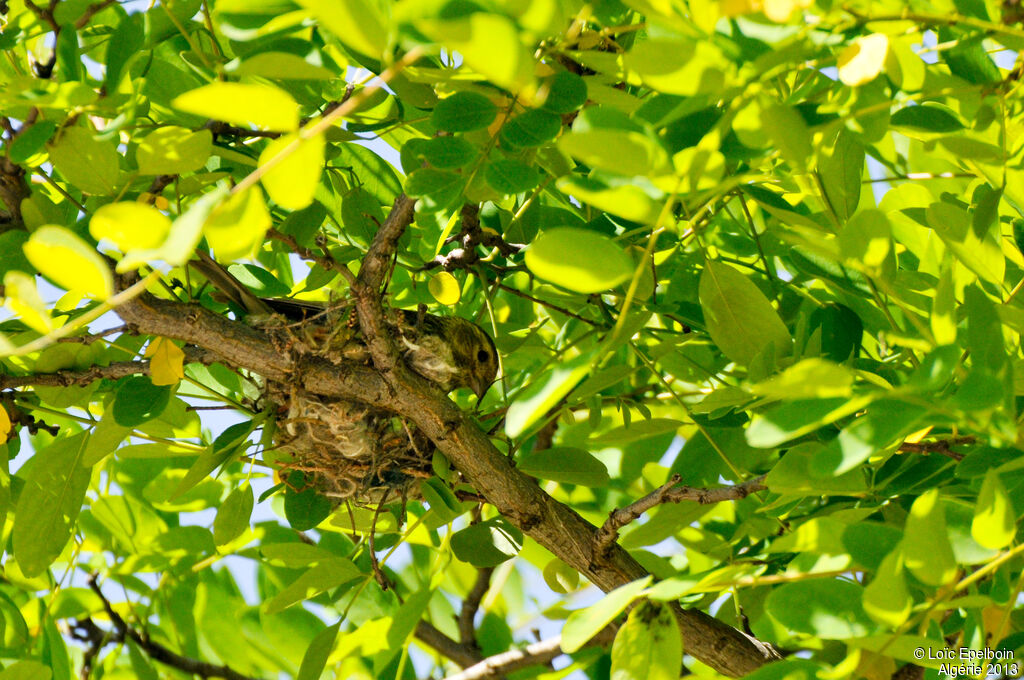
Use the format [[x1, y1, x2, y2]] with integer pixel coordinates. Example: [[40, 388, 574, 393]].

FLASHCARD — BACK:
[[414, 621, 489, 671]]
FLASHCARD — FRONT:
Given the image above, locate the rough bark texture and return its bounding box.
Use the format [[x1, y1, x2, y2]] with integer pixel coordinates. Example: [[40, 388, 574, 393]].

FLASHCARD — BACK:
[[112, 195, 780, 676]]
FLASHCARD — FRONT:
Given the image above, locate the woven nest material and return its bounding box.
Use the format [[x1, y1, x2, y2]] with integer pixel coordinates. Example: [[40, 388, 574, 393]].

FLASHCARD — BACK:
[[258, 309, 440, 505]]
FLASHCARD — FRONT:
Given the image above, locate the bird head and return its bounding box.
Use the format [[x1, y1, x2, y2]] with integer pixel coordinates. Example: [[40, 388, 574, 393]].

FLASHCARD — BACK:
[[439, 317, 499, 399]]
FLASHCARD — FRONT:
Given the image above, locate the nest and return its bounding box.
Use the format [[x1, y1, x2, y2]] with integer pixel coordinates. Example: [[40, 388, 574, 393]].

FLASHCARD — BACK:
[[258, 307, 439, 506]]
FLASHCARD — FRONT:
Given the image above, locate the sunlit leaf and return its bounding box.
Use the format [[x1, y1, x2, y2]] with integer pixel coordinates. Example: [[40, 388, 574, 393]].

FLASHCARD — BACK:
[[23, 225, 113, 300], [173, 83, 299, 132]]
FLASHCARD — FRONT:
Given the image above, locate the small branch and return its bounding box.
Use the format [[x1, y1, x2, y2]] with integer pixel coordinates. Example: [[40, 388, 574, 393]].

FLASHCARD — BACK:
[[86, 575, 258, 680], [442, 628, 616, 680], [57, 325, 131, 344], [0, 347, 219, 389], [495, 283, 599, 326], [594, 475, 768, 557], [74, 0, 119, 28], [268, 227, 355, 285], [898, 436, 975, 461], [458, 567, 494, 648]]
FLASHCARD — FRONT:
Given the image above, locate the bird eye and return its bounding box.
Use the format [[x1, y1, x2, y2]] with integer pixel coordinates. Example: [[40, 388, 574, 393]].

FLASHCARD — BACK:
[[477, 350, 490, 362]]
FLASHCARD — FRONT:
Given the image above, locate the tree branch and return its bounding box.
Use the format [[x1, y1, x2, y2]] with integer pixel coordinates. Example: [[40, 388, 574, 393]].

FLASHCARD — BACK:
[[441, 628, 616, 680], [85, 575, 258, 680], [109, 197, 780, 676], [458, 567, 494, 648], [414, 621, 491, 671], [595, 474, 768, 557], [0, 347, 218, 390]]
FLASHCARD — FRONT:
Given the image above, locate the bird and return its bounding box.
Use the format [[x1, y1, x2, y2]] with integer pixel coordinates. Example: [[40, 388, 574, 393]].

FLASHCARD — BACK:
[[189, 251, 499, 503]]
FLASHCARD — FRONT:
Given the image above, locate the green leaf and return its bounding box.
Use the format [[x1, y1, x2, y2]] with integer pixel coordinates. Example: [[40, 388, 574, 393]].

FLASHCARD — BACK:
[[418, 14, 532, 91], [259, 133, 325, 211], [902, 489, 958, 586], [819, 129, 868, 224], [542, 559, 579, 594], [609, 601, 681, 680], [765, 579, 875, 639], [698, 260, 792, 366], [807, 304, 862, 361], [561, 577, 651, 653], [173, 83, 299, 132], [203, 186, 272, 259], [9, 120, 56, 164], [283, 471, 332, 530], [517, 447, 610, 486], [590, 419, 684, 445], [112, 376, 172, 427], [296, 623, 340, 680], [766, 443, 868, 495], [558, 129, 667, 178], [406, 136, 476, 169], [0, 660, 52, 680], [47, 127, 120, 195], [431, 92, 498, 132], [213, 483, 254, 546], [13, 432, 91, 577], [137, 127, 212, 175], [890, 105, 965, 132], [264, 558, 362, 614], [556, 177, 662, 223], [506, 351, 594, 438], [90, 202, 172, 251], [405, 168, 465, 212], [625, 38, 728, 96], [298, 0, 385, 56], [23, 225, 113, 300], [540, 71, 587, 113], [484, 159, 541, 194], [810, 401, 929, 477], [971, 469, 1015, 549], [419, 477, 464, 523], [234, 52, 334, 80], [525, 227, 632, 294], [451, 518, 523, 567], [761, 104, 811, 171], [500, 109, 562, 149], [117, 186, 228, 272], [749, 358, 855, 400], [862, 548, 912, 626], [925, 202, 1003, 285], [747, 395, 875, 448], [3, 271, 56, 334]]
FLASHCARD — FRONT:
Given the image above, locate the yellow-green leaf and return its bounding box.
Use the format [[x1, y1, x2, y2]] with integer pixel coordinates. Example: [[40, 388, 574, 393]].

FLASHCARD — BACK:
[[699, 260, 792, 365], [750, 358, 854, 399], [47, 127, 120, 195], [562, 577, 651, 653], [838, 34, 889, 87], [862, 549, 912, 627], [258, 133, 325, 211], [525, 227, 633, 294], [2, 271, 56, 334], [203, 187, 272, 259], [145, 337, 185, 386], [136, 126, 213, 175], [418, 14, 533, 92], [234, 52, 334, 80], [172, 83, 299, 132], [558, 129, 667, 178], [23, 225, 113, 300], [428, 272, 461, 306], [556, 177, 661, 224], [610, 601, 681, 680], [296, 0, 387, 58], [90, 202, 171, 251], [903, 489, 957, 586], [971, 469, 1015, 549]]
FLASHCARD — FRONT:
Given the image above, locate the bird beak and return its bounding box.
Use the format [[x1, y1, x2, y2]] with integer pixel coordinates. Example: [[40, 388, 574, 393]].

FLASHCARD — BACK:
[[470, 376, 491, 400]]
